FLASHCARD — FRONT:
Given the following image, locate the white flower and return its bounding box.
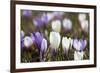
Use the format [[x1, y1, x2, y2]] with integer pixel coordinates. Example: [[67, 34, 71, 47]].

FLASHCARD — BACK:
[[63, 18, 72, 30], [80, 20, 89, 32], [50, 31, 61, 49], [24, 36, 33, 48], [78, 14, 87, 22], [47, 13, 54, 21], [62, 37, 73, 52], [74, 51, 84, 60], [41, 38, 47, 53], [52, 20, 61, 32]]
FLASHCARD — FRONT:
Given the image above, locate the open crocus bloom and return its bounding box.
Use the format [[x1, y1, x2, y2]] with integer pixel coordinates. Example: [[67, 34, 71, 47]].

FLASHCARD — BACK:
[[80, 20, 89, 32], [63, 18, 72, 30], [31, 32, 43, 50], [23, 36, 33, 48], [73, 39, 87, 51], [49, 31, 61, 50], [41, 38, 47, 53], [22, 10, 32, 17], [78, 14, 87, 22], [74, 51, 84, 60], [62, 37, 73, 54], [52, 20, 61, 32], [73, 39, 87, 60]]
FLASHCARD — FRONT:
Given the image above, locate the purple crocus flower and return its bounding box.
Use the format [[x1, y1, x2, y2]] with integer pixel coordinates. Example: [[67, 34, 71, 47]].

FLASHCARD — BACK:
[[52, 12, 64, 19], [21, 39, 24, 48], [73, 39, 87, 51], [41, 13, 49, 24], [31, 32, 43, 50], [33, 17, 44, 27], [22, 10, 32, 17], [21, 31, 25, 48], [33, 13, 49, 27]]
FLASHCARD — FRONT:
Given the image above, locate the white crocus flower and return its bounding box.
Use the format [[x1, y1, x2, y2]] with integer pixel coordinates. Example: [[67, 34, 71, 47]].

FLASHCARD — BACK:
[[24, 36, 33, 48], [41, 38, 47, 53], [47, 13, 54, 21], [50, 31, 61, 50], [62, 37, 73, 54], [52, 20, 61, 32], [74, 51, 84, 60], [80, 20, 89, 32], [63, 18, 72, 30], [78, 14, 87, 22]]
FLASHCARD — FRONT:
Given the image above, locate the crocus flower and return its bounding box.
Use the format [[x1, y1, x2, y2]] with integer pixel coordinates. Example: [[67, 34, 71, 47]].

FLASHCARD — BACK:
[[62, 37, 73, 54], [21, 40, 24, 48], [52, 12, 64, 19], [80, 20, 89, 32], [78, 14, 87, 22], [74, 51, 84, 60], [33, 17, 44, 27], [31, 32, 43, 50], [73, 39, 87, 51], [21, 30, 25, 39], [22, 10, 32, 17], [23, 36, 33, 48], [46, 13, 54, 21], [52, 20, 61, 32], [41, 38, 47, 53], [73, 39, 87, 60], [33, 13, 49, 27], [21, 31, 25, 48], [41, 13, 49, 24], [49, 31, 61, 50], [63, 18, 72, 30]]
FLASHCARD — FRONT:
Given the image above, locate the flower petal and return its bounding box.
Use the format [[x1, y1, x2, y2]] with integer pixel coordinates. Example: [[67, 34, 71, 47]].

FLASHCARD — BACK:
[[50, 31, 61, 49]]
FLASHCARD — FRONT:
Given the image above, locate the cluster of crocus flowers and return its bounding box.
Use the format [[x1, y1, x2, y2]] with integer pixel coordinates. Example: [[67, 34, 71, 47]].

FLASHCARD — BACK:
[[21, 11, 89, 62], [32, 12, 64, 27]]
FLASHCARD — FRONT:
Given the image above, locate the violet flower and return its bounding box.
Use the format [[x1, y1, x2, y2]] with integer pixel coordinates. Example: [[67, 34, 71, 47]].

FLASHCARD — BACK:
[[41, 13, 49, 24], [73, 39, 87, 60], [33, 13, 49, 27], [21, 31, 25, 48], [52, 12, 64, 19], [22, 10, 32, 17], [73, 39, 87, 51], [33, 17, 44, 27], [31, 32, 43, 50]]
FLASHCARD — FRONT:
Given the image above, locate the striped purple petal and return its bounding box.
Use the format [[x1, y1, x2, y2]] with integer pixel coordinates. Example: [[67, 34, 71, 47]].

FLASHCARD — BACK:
[[31, 32, 43, 50]]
